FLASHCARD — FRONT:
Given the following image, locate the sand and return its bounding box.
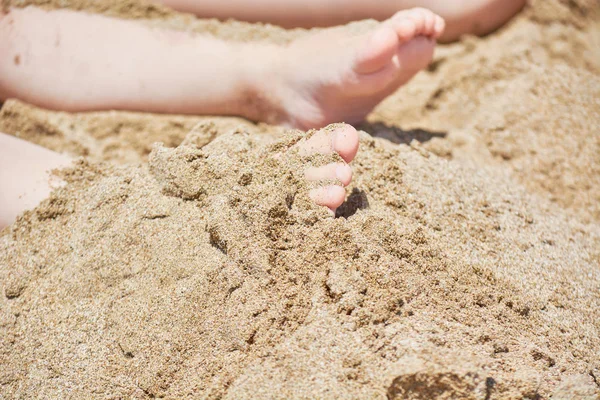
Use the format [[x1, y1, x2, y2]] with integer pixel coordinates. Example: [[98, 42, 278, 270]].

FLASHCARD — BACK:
[[1, 0, 599, 398]]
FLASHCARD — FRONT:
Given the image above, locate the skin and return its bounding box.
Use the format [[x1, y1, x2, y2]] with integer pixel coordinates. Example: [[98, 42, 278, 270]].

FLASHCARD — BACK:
[[0, 133, 72, 229], [300, 124, 360, 211], [0, 7, 443, 129], [0, 7, 441, 226], [159, 0, 527, 42]]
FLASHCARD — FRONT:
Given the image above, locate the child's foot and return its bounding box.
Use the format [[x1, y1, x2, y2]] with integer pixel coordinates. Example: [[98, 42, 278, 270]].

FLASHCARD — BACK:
[[257, 8, 444, 129], [1, 7, 441, 127], [285, 124, 359, 212]]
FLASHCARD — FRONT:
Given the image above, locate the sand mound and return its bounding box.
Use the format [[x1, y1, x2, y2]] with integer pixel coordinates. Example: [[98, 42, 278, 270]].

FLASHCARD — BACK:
[[4, 0, 599, 221], [416, 61, 600, 223], [365, 0, 600, 223], [1, 127, 599, 398], [1, 0, 600, 398]]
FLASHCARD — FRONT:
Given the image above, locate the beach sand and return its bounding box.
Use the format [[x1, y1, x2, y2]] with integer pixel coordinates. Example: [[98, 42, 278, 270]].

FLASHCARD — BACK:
[[1, 0, 599, 398]]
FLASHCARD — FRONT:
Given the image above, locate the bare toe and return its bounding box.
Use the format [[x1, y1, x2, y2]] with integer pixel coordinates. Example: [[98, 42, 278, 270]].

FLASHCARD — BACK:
[[423, 10, 437, 35], [290, 123, 359, 212], [391, 13, 418, 41], [391, 8, 442, 40], [354, 24, 399, 74], [396, 36, 436, 77], [434, 15, 446, 38], [332, 124, 359, 163], [305, 163, 353, 186], [297, 124, 359, 163], [309, 186, 347, 211]]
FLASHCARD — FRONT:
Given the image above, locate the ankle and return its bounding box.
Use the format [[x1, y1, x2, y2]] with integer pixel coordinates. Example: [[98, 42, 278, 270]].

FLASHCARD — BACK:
[[235, 42, 289, 125]]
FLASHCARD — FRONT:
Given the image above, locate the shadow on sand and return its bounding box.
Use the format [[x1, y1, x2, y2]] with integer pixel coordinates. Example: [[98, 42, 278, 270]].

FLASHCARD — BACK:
[[336, 188, 370, 219], [358, 121, 446, 145]]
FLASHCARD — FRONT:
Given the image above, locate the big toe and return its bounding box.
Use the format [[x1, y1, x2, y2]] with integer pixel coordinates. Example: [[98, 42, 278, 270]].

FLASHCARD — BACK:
[[354, 23, 400, 74], [297, 123, 359, 163], [396, 36, 436, 77], [354, 8, 443, 76], [332, 124, 359, 162]]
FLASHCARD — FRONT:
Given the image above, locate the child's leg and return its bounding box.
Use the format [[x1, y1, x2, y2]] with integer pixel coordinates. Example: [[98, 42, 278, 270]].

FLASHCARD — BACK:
[[0, 7, 443, 129], [159, 0, 526, 42], [0, 7, 261, 116], [0, 133, 72, 229]]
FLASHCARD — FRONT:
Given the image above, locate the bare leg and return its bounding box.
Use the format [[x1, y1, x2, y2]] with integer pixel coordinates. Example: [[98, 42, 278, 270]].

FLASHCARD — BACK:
[[0, 133, 72, 229], [0, 7, 262, 117], [159, 0, 527, 42], [0, 7, 443, 130]]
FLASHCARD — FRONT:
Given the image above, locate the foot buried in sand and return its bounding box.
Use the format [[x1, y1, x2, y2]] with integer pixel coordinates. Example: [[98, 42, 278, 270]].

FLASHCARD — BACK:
[[271, 8, 445, 129], [286, 123, 359, 213]]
